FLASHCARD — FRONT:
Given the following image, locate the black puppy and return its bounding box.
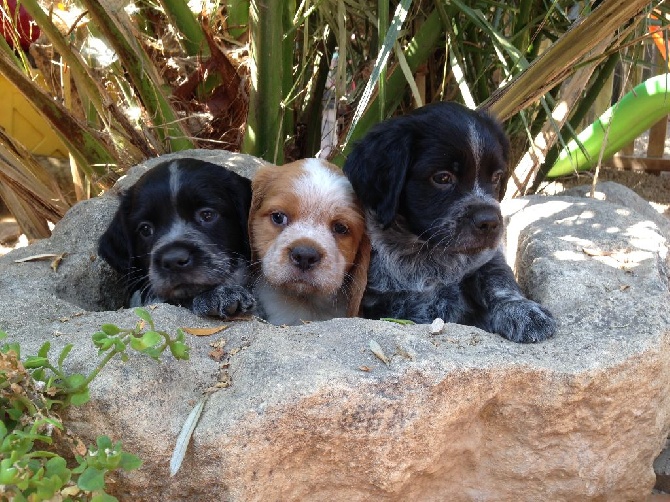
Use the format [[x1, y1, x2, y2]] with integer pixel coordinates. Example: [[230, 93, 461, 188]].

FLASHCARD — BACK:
[[343, 102, 556, 343], [98, 158, 255, 318]]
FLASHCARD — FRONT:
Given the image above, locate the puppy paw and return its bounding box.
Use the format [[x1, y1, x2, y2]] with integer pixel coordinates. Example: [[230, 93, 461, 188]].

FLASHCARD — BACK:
[[192, 285, 256, 318], [490, 299, 556, 343]]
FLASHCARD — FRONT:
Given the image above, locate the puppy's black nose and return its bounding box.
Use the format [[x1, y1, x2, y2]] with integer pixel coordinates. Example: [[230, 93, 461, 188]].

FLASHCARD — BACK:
[[159, 246, 193, 271], [472, 208, 501, 233], [290, 246, 321, 271]]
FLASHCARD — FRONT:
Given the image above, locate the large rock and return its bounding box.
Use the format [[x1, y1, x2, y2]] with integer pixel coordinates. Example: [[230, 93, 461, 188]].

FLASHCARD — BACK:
[[1, 150, 668, 501]]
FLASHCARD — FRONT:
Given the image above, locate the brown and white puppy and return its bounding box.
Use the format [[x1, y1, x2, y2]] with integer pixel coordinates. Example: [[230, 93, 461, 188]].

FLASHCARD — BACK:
[[249, 159, 370, 325]]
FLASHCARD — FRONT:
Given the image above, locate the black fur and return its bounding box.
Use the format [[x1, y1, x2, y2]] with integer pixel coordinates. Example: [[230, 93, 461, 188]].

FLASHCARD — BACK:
[[98, 158, 255, 318], [343, 102, 556, 343]]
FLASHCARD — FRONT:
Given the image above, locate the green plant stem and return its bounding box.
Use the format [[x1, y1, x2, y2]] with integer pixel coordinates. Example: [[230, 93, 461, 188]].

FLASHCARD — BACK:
[[159, 0, 209, 57], [78, 0, 195, 152], [243, 0, 294, 163], [334, 7, 443, 164]]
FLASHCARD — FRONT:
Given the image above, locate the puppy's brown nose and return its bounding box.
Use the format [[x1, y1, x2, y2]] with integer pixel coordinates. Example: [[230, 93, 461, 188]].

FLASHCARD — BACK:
[[472, 208, 501, 233], [290, 246, 321, 271], [159, 246, 193, 271]]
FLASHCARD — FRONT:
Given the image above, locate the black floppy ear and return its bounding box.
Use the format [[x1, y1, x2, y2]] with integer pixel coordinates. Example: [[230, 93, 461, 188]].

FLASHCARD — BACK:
[[477, 108, 510, 201], [225, 172, 253, 257], [98, 193, 133, 273], [343, 126, 413, 228]]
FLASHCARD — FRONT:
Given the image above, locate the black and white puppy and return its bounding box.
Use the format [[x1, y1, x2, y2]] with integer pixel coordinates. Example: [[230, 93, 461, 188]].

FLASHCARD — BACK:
[[98, 158, 255, 318], [343, 102, 556, 343]]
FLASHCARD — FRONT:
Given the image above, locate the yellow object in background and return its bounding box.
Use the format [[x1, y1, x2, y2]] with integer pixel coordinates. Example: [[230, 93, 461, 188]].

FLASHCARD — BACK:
[[0, 73, 68, 158]]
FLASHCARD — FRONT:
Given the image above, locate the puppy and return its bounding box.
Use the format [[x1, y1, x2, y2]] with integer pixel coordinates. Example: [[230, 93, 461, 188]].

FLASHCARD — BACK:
[[248, 159, 370, 325], [98, 158, 255, 318], [343, 102, 556, 343]]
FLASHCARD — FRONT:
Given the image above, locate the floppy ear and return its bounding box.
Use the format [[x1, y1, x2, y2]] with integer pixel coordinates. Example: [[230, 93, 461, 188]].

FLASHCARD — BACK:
[[97, 194, 133, 273], [343, 127, 413, 228], [345, 232, 371, 317], [248, 165, 279, 262], [477, 108, 510, 201], [224, 171, 253, 256]]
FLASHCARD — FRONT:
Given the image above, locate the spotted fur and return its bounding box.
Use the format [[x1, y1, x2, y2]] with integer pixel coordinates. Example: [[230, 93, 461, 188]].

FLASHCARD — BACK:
[[98, 158, 255, 318], [343, 102, 556, 343]]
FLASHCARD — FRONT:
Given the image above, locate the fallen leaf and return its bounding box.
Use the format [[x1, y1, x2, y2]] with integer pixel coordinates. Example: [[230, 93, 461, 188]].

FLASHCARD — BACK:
[[170, 396, 208, 477], [208, 347, 226, 362], [369, 340, 390, 366], [380, 317, 415, 325], [50, 253, 66, 271], [182, 325, 229, 336], [619, 284, 630, 291], [14, 253, 61, 263], [395, 346, 414, 360], [359, 366, 371, 372]]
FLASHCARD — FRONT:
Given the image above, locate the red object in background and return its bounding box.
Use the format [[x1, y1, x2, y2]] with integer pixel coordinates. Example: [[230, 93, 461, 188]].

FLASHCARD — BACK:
[[1, 0, 41, 52]]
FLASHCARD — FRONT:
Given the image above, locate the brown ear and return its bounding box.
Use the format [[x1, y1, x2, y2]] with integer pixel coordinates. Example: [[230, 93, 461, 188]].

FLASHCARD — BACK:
[[249, 164, 279, 262], [346, 232, 371, 317]]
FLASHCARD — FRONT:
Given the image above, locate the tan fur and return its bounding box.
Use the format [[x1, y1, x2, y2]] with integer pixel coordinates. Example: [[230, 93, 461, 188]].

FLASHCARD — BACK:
[[249, 159, 370, 323]]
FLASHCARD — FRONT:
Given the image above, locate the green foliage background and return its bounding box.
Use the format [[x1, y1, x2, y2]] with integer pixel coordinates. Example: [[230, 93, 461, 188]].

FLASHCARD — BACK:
[[0, 0, 667, 235]]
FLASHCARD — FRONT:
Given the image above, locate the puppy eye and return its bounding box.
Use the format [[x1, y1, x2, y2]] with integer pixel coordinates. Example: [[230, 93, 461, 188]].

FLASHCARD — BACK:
[[491, 171, 504, 185], [332, 222, 349, 235], [431, 171, 455, 185], [196, 208, 219, 224], [271, 211, 289, 226], [137, 222, 154, 238]]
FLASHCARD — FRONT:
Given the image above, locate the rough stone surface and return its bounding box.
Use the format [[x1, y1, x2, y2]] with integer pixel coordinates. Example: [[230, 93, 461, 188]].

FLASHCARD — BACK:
[[0, 150, 668, 501], [655, 439, 670, 493], [560, 181, 670, 238]]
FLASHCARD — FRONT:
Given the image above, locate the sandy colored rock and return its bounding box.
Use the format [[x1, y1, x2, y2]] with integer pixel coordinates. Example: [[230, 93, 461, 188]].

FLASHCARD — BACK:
[[0, 150, 668, 501]]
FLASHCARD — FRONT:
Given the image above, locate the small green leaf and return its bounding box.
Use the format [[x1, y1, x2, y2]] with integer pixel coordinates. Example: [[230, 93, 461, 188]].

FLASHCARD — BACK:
[[58, 343, 74, 368], [169, 341, 189, 360], [129, 338, 146, 351], [140, 330, 162, 347], [3, 342, 20, 357], [141, 347, 162, 359], [92, 332, 108, 343], [118, 451, 142, 471], [98, 339, 114, 351], [0, 458, 18, 484], [77, 466, 106, 492], [65, 373, 86, 389], [100, 324, 121, 336], [69, 389, 90, 406], [134, 307, 154, 327], [45, 456, 71, 484], [23, 356, 50, 369], [380, 317, 416, 325], [38, 341, 51, 358], [96, 435, 113, 451], [0, 331, 7, 340]]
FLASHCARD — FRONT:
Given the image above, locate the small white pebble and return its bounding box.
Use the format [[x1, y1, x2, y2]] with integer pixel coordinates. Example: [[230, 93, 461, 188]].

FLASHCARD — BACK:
[[430, 318, 445, 334]]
